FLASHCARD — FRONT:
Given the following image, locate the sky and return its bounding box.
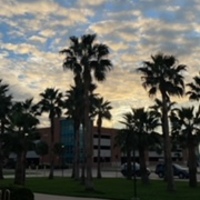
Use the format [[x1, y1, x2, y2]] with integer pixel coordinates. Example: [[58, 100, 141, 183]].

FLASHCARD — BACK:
[[0, 0, 200, 129]]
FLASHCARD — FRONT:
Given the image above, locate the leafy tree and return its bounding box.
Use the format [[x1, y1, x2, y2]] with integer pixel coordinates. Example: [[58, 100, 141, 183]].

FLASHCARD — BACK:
[[38, 88, 63, 179], [170, 106, 200, 187], [0, 80, 12, 179], [7, 99, 40, 185], [137, 53, 186, 191], [93, 97, 112, 178], [60, 34, 112, 190]]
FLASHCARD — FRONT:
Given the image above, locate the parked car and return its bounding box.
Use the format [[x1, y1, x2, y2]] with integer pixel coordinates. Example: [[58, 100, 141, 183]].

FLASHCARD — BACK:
[[155, 163, 189, 179], [121, 162, 151, 178]]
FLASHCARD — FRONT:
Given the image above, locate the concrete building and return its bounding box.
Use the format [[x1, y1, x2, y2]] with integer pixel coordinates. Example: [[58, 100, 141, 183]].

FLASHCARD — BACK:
[[37, 118, 188, 168], [38, 118, 121, 167]]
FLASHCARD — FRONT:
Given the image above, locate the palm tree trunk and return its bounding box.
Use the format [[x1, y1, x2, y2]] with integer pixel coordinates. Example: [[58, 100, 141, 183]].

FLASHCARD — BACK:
[[0, 144, 4, 180], [97, 118, 102, 178], [84, 79, 94, 190], [162, 94, 175, 192], [0, 120, 5, 180], [49, 117, 55, 179], [139, 146, 149, 185], [14, 151, 26, 185], [74, 122, 80, 180], [127, 150, 132, 180], [188, 140, 197, 187]]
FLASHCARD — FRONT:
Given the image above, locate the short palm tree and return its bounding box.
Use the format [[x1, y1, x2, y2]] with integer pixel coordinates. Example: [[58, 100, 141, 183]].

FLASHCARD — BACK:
[[93, 97, 112, 178], [7, 99, 40, 185], [170, 106, 200, 187], [38, 88, 63, 179], [60, 34, 112, 190], [137, 53, 186, 191], [131, 108, 160, 184], [116, 115, 135, 180]]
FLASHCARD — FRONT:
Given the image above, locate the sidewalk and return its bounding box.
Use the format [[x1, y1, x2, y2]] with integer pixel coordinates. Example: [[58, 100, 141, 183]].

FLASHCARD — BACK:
[[35, 193, 108, 200]]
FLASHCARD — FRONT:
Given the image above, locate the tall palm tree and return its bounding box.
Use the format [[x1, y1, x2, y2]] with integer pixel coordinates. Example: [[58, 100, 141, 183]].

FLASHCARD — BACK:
[[64, 83, 97, 181], [93, 97, 112, 178], [150, 98, 176, 181], [0, 80, 12, 179], [170, 106, 200, 187], [60, 34, 112, 190], [137, 53, 187, 191], [7, 99, 40, 185], [64, 85, 84, 180], [38, 88, 63, 179]]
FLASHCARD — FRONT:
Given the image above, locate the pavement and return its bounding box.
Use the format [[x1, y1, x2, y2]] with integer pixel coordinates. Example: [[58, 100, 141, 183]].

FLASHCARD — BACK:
[[35, 193, 108, 200]]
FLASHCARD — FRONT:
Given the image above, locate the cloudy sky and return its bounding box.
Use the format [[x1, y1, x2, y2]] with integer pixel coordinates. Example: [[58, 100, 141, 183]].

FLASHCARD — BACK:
[[0, 0, 200, 128]]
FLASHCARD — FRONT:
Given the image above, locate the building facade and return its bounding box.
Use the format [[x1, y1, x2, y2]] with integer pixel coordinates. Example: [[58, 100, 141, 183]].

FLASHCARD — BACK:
[[38, 118, 121, 167], [38, 118, 189, 167]]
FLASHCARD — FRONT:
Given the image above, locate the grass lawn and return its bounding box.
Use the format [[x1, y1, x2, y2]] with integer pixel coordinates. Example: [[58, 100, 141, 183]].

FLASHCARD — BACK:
[[0, 177, 200, 200]]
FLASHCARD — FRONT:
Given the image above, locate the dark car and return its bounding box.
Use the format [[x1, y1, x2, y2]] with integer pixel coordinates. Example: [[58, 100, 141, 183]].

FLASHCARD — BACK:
[[121, 162, 151, 178], [155, 163, 189, 179]]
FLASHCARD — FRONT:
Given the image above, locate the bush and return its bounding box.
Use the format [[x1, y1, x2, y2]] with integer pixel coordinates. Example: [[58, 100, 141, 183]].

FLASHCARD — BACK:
[[0, 186, 34, 200]]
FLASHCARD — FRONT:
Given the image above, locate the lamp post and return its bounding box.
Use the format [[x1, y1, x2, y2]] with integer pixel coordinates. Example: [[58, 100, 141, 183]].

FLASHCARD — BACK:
[[61, 145, 65, 177], [132, 133, 139, 200]]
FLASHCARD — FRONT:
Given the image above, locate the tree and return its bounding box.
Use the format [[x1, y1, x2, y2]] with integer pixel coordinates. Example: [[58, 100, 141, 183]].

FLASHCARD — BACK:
[[137, 53, 186, 191], [0, 80, 12, 179], [38, 88, 63, 179], [131, 108, 160, 184], [7, 99, 40, 185], [64, 85, 83, 180], [118, 108, 160, 184], [93, 97, 112, 178], [186, 72, 200, 101], [60, 34, 112, 190], [170, 106, 200, 187], [116, 129, 135, 180], [64, 83, 97, 181]]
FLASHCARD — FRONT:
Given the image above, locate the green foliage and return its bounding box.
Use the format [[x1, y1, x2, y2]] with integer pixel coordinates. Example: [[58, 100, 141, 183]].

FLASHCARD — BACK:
[[0, 186, 34, 200]]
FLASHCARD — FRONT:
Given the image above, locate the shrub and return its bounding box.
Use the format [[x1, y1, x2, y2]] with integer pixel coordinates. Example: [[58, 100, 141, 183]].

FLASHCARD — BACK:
[[0, 186, 34, 200]]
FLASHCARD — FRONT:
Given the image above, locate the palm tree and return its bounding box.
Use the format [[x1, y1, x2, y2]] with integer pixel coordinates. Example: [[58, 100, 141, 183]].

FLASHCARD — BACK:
[[64, 83, 97, 181], [64, 85, 83, 180], [0, 80, 12, 179], [170, 106, 200, 187], [7, 99, 40, 185], [93, 97, 112, 178], [150, 98, 176, 181], [137, 53, 186, 191], [131, 108, 160, 184], [60, 34, 112, 190], [186, 72, 200, 100], [38, 88, 63, 179]]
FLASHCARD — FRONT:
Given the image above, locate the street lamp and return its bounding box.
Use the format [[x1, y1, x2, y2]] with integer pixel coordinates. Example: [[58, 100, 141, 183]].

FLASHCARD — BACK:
[[61, 145, 65, 177], [132, 134, 139, 200]]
